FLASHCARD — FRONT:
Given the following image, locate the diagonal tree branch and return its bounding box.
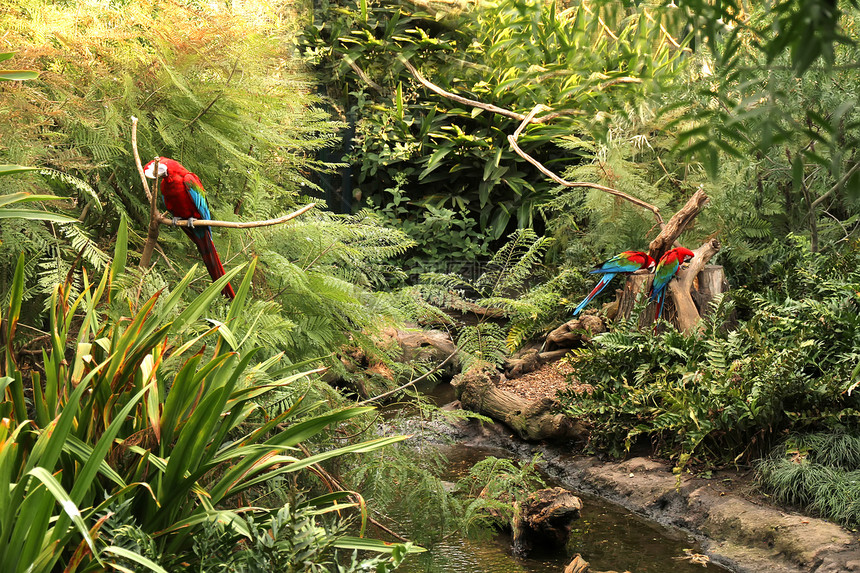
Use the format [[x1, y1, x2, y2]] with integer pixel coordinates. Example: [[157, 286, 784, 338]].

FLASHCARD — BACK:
[[395, 57, 665, 228]]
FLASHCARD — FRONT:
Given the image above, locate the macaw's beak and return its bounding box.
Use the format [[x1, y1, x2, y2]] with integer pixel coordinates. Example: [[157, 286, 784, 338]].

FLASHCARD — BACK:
[[144, 160, 166, 179]]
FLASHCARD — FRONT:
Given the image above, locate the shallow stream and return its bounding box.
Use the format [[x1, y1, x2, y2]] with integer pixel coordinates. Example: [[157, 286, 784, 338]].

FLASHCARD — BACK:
[[387, 383, 725, 573]]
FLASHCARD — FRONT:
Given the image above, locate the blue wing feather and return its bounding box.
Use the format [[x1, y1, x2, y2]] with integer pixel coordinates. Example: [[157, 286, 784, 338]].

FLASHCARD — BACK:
[[184, 175, 212, 221]]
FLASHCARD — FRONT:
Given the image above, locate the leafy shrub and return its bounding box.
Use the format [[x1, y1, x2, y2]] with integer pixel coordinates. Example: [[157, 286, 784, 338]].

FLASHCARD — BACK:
[[0, 226, 417, 571], [302, 0, 691, 263]]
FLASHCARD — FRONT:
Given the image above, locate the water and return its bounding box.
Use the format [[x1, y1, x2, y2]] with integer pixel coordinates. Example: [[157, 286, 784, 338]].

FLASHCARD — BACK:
[[385, 383, 724, 573]]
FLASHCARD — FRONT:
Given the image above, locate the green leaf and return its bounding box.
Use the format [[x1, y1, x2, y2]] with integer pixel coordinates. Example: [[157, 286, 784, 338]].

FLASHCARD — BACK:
[[27, 468, 101, 562], [0, 70, 38, 81], [334, 537, 425, 554], [0, 209, 78, 223], [102, 547, 169, 573]]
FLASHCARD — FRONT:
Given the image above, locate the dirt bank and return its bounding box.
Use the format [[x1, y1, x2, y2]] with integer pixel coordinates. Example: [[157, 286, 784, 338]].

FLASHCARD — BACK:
[[448, 416, 860, 573]]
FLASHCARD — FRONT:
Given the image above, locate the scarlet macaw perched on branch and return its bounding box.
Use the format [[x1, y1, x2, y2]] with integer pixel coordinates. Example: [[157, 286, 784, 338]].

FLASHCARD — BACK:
[[572, 251, 656, 316], [649, 247, 695, 321], [143, 157, 235, 299]]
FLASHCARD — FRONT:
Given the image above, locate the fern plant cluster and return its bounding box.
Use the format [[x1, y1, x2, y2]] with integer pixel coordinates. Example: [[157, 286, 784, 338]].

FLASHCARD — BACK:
[[557, 241, 860, 465], [0, 0, 337, 316]]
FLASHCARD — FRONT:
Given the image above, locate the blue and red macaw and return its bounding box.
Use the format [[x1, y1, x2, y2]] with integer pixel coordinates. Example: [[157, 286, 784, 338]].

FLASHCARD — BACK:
[[649, 247, 695, 321], [143, 157, 235, 299], [573, 251, 656, 316]]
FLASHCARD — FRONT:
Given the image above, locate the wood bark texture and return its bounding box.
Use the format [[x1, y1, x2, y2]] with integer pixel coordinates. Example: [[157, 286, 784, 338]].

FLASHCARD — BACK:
[[647, 188, 710, 260], [543, 314, 607, 351], [451, 363, 588, 442], [512, 487, 583, 556]]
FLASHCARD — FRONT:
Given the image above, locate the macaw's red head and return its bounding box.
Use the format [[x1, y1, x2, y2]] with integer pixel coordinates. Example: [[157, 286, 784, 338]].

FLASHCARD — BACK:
[[644, 254, 657, 269], [677, 247, 695, 263], [143, 157, 185, 180]]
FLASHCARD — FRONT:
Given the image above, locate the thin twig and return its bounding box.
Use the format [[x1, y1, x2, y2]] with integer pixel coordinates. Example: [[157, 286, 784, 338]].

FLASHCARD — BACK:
[[345, 56, 385, 94], [185, 58, 240, 129], [809, 159, 860, 212], [508, 105, 665, 227], [131, 116, 153, 203], [358, 348, 459, 406]]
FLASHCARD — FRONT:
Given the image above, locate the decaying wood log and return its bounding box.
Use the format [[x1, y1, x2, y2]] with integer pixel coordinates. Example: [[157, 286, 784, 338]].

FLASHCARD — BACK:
[[390, 328, 460, 375], [543, 314, 607, 351], [667, 238, 722, 334], [324, 328, 459, 400], [451, 363, 588, 441], [691, 265, 730, 318], [512, 487, 582, 556], [614, 268, 653, 323], [564, 554, 591, 573]]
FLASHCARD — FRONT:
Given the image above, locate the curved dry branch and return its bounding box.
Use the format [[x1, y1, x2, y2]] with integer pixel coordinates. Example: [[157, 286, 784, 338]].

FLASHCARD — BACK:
[[157, 203, 316, 229], [396, 58, 665, 227], [508, 105, 665, 227]]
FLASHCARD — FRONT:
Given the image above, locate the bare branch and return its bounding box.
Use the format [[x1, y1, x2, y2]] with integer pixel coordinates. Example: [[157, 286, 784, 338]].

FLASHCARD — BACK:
[[158, 203, 317, 229], [399, 56, 527, 121], [509, 105, 665, 226], [395, 58, 665, 226]]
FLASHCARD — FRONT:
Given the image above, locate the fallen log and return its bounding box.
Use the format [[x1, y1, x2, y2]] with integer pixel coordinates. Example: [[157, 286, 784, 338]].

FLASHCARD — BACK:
[[504, 348, 569, 378], [451, 363, 588, 442], [512, 487, 583, 557]]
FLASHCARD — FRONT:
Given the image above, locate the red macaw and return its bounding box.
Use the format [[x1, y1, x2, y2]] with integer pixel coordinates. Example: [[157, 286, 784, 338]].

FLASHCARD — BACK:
[[573, 251, 656, 316], [143, 157, 235, 299], [649, 247, 695, 321]]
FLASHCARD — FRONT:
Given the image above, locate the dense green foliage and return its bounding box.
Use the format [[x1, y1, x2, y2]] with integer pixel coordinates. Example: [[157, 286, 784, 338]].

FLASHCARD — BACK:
[[302, 0, 694, 270], [558, 241, 860, 463], [0, 234, 417, 570], [4, 0, 860, 558], [757, 431, 860, 528]]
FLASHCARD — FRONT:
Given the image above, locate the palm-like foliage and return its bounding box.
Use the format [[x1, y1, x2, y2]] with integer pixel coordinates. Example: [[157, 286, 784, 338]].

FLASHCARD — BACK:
[[0, 221, 418, 571]]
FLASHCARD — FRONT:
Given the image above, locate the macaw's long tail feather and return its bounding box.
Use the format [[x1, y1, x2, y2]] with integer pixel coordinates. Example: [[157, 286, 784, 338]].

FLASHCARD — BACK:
[[572, 273, 616, 316], [184, 228, 236, 300], [654, 290, 666, 322]]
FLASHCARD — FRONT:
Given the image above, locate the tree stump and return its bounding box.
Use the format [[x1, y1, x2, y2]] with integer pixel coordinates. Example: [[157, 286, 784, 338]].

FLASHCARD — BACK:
[[511, 487, 583, 556], [451, 363, 588, 442], [616, 240, 728, 333]]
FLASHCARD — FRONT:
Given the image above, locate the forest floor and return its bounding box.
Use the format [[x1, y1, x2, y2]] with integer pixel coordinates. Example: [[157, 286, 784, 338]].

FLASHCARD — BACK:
[[495, 360, 583, 400]]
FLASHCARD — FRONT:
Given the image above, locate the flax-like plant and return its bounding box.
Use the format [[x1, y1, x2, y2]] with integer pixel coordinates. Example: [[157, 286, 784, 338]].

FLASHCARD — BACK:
[[0, 219, 419, 571]]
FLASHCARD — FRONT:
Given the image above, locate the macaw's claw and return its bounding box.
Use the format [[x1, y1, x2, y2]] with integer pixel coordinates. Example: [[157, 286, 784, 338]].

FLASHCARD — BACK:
[[187, 217, 196, 229], [171, 217, 180, 227]]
